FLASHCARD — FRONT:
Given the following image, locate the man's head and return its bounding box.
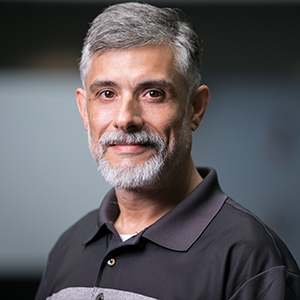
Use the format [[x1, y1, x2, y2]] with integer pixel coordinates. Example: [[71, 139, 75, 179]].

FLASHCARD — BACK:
[[76, 3, 210, 192], [79, 2, 202, 92]]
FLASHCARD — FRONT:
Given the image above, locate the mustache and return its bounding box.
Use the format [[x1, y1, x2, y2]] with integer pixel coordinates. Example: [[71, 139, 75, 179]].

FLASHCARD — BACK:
[[98, 131, 166, 153]]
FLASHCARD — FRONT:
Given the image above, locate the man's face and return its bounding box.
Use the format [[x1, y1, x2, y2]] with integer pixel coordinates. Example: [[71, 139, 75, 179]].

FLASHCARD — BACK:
[[77, 44, 205, 190]]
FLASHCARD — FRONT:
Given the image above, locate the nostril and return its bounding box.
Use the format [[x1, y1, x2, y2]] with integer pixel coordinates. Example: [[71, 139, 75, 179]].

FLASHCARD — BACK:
[[113, 114, 144, 132], [122, 123, 143, 133]]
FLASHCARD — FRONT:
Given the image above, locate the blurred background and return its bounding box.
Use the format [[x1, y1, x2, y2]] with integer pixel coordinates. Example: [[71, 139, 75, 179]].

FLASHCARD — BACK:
[[1, 0, 299, 298]]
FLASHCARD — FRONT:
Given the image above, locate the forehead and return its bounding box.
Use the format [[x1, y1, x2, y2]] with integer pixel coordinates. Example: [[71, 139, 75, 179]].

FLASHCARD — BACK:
[[86, 44, 186, 90]]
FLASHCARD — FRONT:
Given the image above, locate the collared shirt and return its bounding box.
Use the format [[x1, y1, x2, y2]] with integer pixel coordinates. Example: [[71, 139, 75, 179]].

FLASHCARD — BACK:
[[35, 167, 300, 300]]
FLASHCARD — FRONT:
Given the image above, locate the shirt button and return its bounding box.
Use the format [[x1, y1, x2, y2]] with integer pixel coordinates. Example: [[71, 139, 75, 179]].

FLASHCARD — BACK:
[[107, 258, 116, 266], [96, 293, 104, 300]]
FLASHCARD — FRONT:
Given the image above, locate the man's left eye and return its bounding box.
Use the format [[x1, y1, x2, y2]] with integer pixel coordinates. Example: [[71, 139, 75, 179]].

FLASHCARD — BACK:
[[146, 90, 164, 98]]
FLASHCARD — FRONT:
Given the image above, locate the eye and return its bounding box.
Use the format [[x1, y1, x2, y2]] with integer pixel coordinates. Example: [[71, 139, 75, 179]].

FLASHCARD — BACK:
[[99, 90, 115, 99], [145, 90, 165, 99], [92, 90, 116, 100]]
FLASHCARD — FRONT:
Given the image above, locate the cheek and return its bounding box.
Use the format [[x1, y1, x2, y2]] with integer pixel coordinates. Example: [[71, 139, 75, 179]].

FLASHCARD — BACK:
[[170, 112, 191, 142], [154, 112, 187, 144], [87, 104, 114, 137]]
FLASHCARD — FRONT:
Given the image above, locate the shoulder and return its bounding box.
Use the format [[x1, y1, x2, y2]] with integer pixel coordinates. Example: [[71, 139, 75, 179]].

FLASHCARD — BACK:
[[206, 197, 299, 273], [218, 198, 279, 244], [35, 210, 99, 299], [199, 197, 300, 297], [214, 198, 282, 254]]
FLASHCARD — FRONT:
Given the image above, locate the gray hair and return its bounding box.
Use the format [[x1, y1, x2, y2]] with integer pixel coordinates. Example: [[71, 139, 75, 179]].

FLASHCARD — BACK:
[[79, 2, 203, 91]]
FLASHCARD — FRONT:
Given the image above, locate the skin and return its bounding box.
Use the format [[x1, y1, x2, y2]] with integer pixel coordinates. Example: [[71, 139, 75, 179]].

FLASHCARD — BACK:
[[76, 44, 210, 235]]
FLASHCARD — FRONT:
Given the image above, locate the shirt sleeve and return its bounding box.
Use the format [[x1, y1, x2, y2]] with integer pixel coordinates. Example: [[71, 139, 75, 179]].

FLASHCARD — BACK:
[[229, 266, 300, 300]]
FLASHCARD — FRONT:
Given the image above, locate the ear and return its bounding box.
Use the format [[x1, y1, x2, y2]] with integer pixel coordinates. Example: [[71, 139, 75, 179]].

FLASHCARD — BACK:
[[76, 88, 89, 131], [190, 85, 210, 131]]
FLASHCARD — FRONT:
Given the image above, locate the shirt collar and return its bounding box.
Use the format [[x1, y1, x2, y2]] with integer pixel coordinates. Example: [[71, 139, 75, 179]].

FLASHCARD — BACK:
[[84, 167, 228, 251]]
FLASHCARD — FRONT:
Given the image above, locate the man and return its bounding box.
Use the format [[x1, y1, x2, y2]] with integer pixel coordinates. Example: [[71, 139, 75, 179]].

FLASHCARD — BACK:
[[35, 2, 300, 299]]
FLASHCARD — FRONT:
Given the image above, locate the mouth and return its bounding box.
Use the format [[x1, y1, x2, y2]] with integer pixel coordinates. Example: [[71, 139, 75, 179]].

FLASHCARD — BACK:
[[110, 141, 153, 147], [99, 131, 165, 155], [107, 143, 152, 156]]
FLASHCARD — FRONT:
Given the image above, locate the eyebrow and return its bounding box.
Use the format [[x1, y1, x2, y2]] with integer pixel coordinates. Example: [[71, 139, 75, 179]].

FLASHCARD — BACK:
[[137, 80, 174, 89], [89, 81, 118, 93]]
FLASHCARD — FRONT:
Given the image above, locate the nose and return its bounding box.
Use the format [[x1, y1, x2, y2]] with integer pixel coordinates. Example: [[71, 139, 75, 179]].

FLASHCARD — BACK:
[[113, 97, 144, 132]]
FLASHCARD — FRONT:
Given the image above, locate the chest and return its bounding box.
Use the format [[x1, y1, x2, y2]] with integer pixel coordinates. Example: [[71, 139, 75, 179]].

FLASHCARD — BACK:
[[48, 235, 231, 300]]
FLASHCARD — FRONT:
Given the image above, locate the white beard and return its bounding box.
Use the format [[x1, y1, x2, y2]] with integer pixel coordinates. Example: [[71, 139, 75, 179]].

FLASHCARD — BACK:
[[88, 116, 191, 191], [98, 151, 166, 190]]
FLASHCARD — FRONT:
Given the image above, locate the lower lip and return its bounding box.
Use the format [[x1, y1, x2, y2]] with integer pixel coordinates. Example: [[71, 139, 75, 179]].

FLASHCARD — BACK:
[[110, 144, 148, 153]]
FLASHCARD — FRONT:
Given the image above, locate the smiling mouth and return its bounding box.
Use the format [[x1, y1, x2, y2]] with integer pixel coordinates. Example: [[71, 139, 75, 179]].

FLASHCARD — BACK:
[[110, 142, 153, 147], [108, 143, 153, 155], [99, 131, 165, 154], [110, 142, 154, 148]]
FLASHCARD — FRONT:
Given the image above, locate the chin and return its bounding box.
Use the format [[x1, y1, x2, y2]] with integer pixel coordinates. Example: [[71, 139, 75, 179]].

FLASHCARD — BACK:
[[98, 154, 165, 190]]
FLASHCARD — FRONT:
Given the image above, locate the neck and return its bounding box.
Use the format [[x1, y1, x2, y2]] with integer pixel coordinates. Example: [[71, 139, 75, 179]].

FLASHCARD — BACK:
[[113, 157, 202, 235]]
